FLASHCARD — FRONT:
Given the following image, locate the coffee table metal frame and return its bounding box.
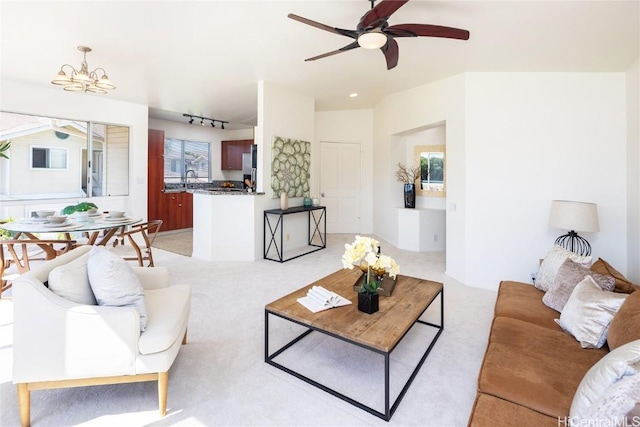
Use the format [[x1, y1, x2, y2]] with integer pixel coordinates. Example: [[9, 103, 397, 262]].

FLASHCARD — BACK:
[[264, 286, 443, 421]]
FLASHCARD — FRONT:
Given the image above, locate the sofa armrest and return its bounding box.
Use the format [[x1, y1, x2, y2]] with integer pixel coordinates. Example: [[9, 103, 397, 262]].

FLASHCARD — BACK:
[[132, 266, 169, 290], [13, 273, 140, 383]]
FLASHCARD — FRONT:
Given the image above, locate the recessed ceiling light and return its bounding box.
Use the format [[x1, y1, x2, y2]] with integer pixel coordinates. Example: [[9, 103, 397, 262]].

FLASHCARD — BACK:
[[349, 93, 358, 98]]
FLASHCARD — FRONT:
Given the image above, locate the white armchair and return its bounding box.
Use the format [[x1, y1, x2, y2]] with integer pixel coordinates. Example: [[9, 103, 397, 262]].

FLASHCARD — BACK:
[[12, 245, 191, 427]]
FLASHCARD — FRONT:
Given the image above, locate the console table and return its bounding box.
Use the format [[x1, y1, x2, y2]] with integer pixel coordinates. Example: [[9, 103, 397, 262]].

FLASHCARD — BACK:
[[263, 205, 326, 262]]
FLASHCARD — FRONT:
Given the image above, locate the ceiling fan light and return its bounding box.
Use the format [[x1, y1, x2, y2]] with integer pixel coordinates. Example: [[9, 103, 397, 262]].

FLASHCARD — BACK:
[[358, 32, 387, 49], [51, 70, 72, 85]]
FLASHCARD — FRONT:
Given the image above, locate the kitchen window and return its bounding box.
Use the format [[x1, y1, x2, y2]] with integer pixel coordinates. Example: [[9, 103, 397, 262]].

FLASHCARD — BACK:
[[164, 138, 210, 184]]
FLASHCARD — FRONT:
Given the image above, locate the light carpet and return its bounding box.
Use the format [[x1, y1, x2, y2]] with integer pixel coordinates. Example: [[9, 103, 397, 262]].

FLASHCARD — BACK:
[[0, 234, 497, 427], [153, 230, 193, 257]]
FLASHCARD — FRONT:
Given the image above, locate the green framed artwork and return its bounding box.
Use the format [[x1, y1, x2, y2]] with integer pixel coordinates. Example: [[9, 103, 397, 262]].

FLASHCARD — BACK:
[[271, 136, 310, 198]]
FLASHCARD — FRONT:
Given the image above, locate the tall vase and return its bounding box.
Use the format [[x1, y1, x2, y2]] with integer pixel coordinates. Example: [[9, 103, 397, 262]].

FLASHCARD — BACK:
[[280, 192, 289, 210], [404, 183, 416, 208]]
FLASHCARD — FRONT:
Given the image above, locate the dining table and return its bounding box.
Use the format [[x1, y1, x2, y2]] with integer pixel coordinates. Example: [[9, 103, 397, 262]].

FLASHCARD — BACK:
[[0, 213, 143, 249]]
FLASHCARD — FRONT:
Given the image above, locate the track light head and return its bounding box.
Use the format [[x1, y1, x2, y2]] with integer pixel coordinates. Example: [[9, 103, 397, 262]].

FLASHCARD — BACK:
[[221, 123, 225, 129], [211, 121, 215, 128], [189, 118, 193, 124]]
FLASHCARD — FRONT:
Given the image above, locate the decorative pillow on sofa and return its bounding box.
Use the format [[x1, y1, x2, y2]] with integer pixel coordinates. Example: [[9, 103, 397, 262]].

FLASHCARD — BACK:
[[591, 258, 640, 294], [536, 245, 592, 292], [570, 339, 640, 422], [576, 373, 640, 426], [87, 245, 148, 331], [607, 290, 640, 351], [543, 258, 615, 312], [48, 252, 97, 305], [556, 276, 628, 348]]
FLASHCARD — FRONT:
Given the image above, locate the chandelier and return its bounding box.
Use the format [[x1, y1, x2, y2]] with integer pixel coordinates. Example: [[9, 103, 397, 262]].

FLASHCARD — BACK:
[[51, 46, 115, 94]]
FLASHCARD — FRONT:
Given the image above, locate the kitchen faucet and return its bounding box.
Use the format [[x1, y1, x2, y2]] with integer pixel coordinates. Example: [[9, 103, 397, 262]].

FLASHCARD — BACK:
[[184, 169, 197, 190]]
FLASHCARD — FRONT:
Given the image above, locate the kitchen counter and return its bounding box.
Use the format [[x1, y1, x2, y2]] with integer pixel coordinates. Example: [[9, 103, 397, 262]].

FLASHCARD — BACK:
[[191, 189, 265, 196]]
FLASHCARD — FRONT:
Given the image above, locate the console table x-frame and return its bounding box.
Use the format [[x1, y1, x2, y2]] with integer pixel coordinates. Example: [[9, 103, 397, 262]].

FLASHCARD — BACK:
[[264, 269, 444, 421], [263, 205, 326, 263]]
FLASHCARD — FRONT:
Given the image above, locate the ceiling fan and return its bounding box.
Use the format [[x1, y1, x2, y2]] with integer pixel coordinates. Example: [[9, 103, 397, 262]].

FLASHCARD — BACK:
[[288, 0, 470, 70]]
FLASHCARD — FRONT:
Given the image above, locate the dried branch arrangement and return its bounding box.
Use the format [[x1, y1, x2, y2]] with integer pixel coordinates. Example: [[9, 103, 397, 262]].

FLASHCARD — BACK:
[[395, 162, 420, 184]]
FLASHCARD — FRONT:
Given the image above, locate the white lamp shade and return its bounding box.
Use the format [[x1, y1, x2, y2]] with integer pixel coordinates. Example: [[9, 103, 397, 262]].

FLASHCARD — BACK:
[[549, 200, 599, 233], [51, 71, 71, 85], [358, 32, 388, 49]]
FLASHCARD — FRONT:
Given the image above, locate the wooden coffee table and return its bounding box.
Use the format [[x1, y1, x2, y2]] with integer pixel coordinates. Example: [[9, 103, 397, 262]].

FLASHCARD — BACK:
[[264, 268, 444, 421]]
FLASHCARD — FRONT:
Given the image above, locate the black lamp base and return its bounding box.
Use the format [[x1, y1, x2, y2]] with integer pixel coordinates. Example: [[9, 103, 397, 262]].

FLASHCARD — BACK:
[[554, 230, 591, 256]]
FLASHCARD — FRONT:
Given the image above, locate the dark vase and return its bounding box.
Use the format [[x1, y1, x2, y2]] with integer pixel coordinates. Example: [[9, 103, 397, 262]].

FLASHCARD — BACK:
[[358, 292, 379, 314], [404, 183, 416, 208]]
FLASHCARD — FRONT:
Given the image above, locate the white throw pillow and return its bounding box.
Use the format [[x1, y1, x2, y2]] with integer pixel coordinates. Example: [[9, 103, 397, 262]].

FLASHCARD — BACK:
[[536, 245, 592, 292], [570, 339, 640, 422], [556, 276, 628, 348], [577, 374, 640, 426], [87, 245, 148, 331], [48, 253, 97, 305]]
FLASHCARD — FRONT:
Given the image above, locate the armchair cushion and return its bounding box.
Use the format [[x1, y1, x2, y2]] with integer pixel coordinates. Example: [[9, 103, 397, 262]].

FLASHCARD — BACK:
[[87, 246, 148, 331], [48, 252, 97, 305]]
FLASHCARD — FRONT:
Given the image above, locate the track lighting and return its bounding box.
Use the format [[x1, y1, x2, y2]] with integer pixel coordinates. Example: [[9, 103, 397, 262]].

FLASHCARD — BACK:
[[182, 114, 229, 129]]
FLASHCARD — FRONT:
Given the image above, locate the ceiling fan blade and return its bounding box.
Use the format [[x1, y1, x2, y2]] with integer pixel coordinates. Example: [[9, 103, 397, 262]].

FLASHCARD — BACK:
[[359, 0, 409, 30], [304, 41, 360, 62], [381, 38, 399, 70], [386, 23, 470, 40], [288, 14, 357, 39]]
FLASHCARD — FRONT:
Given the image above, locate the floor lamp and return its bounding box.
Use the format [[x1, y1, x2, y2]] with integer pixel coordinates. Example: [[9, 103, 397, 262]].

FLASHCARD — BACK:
[[549, 200, 599, 256]]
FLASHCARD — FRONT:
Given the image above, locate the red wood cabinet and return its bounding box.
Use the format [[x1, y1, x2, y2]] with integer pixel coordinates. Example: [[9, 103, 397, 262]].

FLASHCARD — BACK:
[[221, 139, 253, 170], [148, 129, 193, 231]]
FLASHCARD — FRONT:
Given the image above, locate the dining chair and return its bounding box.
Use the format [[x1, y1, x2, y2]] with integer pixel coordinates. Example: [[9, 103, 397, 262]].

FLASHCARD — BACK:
[[114, 220, 163, 267], [0, 238, 76, 298]]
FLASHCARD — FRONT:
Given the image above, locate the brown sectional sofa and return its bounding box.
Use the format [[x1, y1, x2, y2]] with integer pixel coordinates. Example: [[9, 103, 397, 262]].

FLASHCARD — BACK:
[[468, 259, 640, 426]]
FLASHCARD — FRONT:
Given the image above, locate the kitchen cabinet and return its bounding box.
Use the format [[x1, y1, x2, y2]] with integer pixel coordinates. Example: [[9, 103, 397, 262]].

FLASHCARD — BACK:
[[221, 139, 253, 170], [148, 129, 194, 231], [162, 192, 193, 231]]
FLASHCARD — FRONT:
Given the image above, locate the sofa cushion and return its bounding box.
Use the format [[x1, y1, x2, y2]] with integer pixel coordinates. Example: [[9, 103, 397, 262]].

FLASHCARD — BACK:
[[469, 393, 558, 427], [138, 284, 191, 355], [556, 276, 628, 349], [48, 252, 97, 305], [607, 290, 640, 350], [478, 317, 608, 418], [543, 258, 615, 312], [494, 281, 562, 331], [570, 340, 640, 420], [87, 245, 148, 331], [536, 245, 592, 292], [591, 258, 640, 294]]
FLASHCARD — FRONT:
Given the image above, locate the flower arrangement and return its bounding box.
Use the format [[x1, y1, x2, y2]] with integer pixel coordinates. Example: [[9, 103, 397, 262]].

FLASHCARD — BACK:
[[342, 235, 399, 295], [395, 162, 421, 184]]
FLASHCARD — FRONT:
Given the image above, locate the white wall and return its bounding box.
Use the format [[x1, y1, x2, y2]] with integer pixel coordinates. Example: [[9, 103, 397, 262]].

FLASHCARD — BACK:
[[374, 74, 467, 283], [254, 81, 315, 259], [0, 80, 148, 219], [148, 118, 253, 181], [464, 73, 627, 288], [373, 72, 629, 291], [315, 109, 374, 234], [627, 57, 640, 282]]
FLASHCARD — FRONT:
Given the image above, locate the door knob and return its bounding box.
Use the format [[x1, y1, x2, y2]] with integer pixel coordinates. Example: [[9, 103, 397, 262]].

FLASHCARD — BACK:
[[321, 192, 324, 197]]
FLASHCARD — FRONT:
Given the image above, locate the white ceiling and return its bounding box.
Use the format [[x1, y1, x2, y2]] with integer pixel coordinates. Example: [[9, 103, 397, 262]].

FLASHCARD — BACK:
[[1, 1, 638, 130]]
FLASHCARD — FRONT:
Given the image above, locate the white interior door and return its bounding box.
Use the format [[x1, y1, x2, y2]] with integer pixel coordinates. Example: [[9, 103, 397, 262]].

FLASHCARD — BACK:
[[320, 142, 361, 233]]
